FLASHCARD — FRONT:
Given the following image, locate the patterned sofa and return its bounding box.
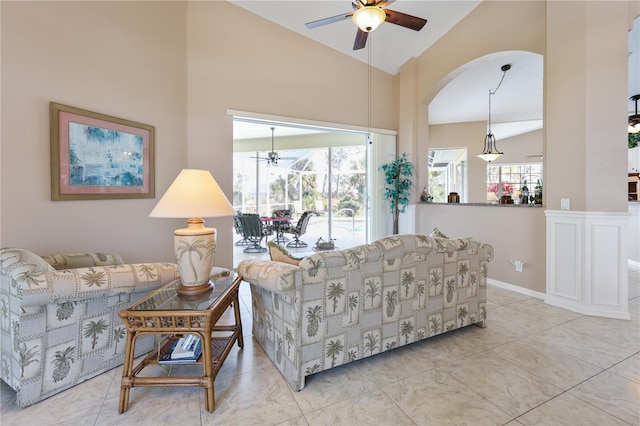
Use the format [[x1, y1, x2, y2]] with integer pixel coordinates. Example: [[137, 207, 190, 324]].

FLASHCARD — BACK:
[[238, 234, 494, 391], [0, 248, 179, 408]]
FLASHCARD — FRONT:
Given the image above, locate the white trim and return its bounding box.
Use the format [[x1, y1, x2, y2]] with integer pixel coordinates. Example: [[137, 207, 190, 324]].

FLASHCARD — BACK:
[[227, 109, 398, 136], [545, 210, 630, 320], [487, 278, 545, 299]]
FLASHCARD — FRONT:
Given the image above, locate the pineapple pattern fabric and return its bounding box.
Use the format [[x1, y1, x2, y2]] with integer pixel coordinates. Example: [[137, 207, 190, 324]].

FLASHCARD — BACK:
[[0, 248, 179, 408], [239, 233, 493, 391]]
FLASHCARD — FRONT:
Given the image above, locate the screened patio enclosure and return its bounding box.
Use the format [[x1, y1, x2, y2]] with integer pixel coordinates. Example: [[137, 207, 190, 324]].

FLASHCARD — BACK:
[[233, 121, 369, 249]]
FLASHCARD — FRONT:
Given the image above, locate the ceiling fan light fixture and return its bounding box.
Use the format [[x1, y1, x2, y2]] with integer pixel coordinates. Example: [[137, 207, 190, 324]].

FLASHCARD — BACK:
[[353, 6, 386, 32]]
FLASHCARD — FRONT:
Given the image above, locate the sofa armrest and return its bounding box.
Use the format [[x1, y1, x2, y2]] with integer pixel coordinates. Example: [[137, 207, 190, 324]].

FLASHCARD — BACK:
[[42, 252, 125, 270], [4, 261, 179, 308], [238, 259, 301, 294]]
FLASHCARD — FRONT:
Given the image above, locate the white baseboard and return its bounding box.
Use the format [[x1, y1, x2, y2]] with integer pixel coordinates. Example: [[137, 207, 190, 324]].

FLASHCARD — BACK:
[[487, 278, 545, 300]]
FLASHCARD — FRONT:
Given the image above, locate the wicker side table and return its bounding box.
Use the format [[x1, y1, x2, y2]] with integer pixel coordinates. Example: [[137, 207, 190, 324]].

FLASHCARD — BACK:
[[117, 275, 243, 413]]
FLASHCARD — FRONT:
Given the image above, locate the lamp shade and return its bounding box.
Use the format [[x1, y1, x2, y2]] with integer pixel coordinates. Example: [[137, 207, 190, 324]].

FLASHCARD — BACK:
[[352, 6, 386, 32], [149, 169, 235, 219]]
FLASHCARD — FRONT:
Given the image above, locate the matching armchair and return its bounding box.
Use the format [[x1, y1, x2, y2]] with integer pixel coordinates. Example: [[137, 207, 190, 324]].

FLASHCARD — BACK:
[[0, 248, 179, 408]]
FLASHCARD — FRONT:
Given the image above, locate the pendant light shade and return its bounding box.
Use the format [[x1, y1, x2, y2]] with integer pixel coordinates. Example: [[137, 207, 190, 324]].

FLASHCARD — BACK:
[[629, 94, 640, 134], [477, 132, 503, 162], [353, 6, 386, 32], [477, 64, 511, 163]]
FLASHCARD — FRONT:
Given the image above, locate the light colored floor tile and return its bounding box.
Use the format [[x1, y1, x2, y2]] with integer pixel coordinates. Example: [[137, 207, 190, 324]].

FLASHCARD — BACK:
[[1, 368, 113, 425], [487, 285, 532, 306], [525, 325, 637, 369], [494, 339, 603, 388], [505, 297, 583, 325], [382, 368, 512, 425], [3, 268, 639, 425], [202, 366, 303, 426], [561, 315, 640, 353], [441, 352, 563, 418], [609, 353, 640, 383], [517, 392, 629, 426], [486, 305, 557, 339], [304, 389, 413, 425], [290, 362, 378, 414], [354, 344, 436, 387], [569, 370, 640, 425]]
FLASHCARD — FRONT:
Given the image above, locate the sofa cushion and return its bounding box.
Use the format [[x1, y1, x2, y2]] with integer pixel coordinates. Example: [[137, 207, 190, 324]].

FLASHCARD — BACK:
[[268, 241, 303, 266], [429, 227, 449, 238]]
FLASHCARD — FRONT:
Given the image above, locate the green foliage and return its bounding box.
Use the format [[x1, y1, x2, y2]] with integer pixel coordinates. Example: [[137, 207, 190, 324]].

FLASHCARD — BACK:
[[336, 195, 362, 214], [630, 133, 640, 149], [379, 153, 415, 234]]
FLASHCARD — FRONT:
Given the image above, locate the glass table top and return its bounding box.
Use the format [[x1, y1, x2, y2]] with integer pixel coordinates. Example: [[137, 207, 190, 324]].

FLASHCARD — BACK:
[[130, 276, 238, 312]]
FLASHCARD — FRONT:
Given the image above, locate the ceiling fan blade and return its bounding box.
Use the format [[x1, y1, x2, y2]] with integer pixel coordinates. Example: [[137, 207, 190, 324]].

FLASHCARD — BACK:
[[384, 9, 427, 31], [305, 12, 354, 29], [353, 28, 368, 50]]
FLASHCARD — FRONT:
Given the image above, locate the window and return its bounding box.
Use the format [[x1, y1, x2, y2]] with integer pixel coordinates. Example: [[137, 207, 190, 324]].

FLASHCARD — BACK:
[[487, 163, 543, 204], [427, 148, 467, 203]]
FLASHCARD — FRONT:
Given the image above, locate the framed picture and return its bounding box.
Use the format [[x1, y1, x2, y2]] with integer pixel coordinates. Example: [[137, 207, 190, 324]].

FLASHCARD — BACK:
[[50, 102, 155, 200]]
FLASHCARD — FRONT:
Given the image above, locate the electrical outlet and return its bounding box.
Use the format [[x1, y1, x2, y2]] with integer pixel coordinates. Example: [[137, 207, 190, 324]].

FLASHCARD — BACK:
[[561, 198, 570, 210]]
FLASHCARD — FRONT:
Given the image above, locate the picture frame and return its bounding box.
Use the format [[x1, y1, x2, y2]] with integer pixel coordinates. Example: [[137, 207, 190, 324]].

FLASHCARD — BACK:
[[50, 102, 155, 200]]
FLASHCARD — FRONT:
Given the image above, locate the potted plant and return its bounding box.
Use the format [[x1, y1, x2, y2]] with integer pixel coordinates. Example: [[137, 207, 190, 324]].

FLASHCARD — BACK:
[[379, 153, 415, 234]]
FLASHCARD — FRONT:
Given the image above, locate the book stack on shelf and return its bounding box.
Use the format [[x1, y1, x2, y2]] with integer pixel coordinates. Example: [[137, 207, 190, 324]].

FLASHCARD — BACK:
[[159, 334, 202, 364]]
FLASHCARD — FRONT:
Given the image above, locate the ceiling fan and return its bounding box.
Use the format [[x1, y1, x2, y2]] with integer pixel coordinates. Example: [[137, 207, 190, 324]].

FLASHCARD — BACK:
[[253, 127, 295, 166], [305, 0, 428, 50]]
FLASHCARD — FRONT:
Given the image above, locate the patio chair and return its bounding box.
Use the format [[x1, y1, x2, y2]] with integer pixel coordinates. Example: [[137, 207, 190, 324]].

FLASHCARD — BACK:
[[233, 214, 251, 246], [239, 214, 270, 253], [285, 211, 314, 248]]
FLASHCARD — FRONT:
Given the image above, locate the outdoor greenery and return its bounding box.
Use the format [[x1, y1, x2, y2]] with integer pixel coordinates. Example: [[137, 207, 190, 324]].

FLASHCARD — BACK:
[[630, 132, 639, 149], [379, 153, 415, 234]]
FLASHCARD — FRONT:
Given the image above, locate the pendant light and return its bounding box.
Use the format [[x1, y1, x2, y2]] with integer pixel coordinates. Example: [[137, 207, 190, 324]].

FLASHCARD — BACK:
[[629, 94, 640, 134], [477, 64, 511, 162]]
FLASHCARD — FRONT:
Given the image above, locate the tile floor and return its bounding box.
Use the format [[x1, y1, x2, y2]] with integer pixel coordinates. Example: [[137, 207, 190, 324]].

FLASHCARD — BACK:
[[2, 264, 639, 426]]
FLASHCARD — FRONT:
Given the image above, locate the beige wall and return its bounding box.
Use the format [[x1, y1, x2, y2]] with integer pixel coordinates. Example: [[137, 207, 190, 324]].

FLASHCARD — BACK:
[[403, 0, 635, 294], [0, 1, 188, 263], [0, 1, 395, 267]]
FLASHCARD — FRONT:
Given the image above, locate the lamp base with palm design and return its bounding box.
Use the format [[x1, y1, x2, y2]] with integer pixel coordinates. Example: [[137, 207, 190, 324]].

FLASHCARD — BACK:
[[174, 217, 215, 296]]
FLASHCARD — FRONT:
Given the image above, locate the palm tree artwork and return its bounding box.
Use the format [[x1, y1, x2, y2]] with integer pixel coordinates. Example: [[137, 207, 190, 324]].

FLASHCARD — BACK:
[[175, 239, 214, 283], [400, 320, 414, 344], [18, 342, 39, 378], [305, 363, 321, 375], [363, 331, 379, 356], [457, 261, 469, 287], [401, 270, 415, 298], [364, 278, 380, 308], [14, 269, 45, 289], [429, 315, 442, 336], [429, 268, 443, 296], [81, 268, 107, 288], [347, 294, 358, 323], [416, 280, 426, 307], [284, 326, 294, 356], [327, 282, 345, 313], [84, 319, 108, 350], [113, 327, 125, 355], [325, 338, 344, 368], [457, 305, 468, 327]]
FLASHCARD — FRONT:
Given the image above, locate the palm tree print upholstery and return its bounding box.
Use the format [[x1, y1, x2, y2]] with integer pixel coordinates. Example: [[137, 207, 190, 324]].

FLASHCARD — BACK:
[[238, 233, 493, 391], [0, 248, 179, 408]]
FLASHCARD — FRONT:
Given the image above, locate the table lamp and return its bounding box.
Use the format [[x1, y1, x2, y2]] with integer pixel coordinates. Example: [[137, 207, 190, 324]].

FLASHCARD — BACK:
[[150, 169, 235, 295]]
